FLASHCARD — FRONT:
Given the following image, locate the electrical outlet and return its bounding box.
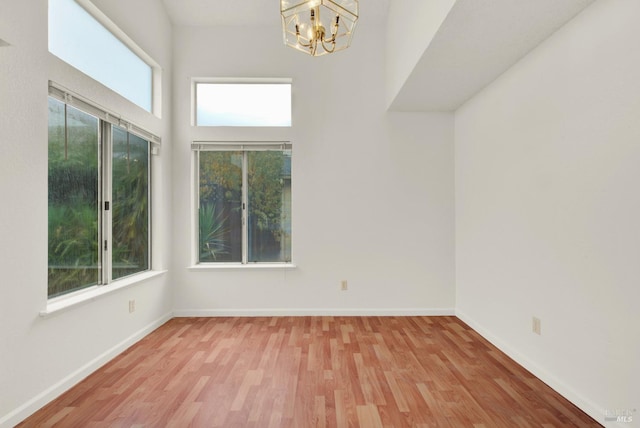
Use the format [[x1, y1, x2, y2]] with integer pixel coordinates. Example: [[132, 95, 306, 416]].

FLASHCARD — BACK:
[[532, 317, 541, 335], [129, 300, 136, 313], [341, 280, 348, 291]]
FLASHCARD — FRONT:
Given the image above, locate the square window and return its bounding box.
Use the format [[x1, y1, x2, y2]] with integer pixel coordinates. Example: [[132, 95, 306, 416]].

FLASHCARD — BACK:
[[195, 144, 292, 264]]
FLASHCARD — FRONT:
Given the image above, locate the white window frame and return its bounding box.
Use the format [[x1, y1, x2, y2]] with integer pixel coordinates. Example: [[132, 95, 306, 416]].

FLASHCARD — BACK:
[[191, 141, 293, 268], [47, 82, 160, 301], [192, 78, 292, 127], [48, 0, 162, 115]]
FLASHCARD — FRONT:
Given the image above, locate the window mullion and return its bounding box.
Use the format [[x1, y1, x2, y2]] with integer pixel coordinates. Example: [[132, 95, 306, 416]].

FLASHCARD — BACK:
[[101, 122, 113, 285], [194, 150, 201, 266], [242, 151, 249, 264]]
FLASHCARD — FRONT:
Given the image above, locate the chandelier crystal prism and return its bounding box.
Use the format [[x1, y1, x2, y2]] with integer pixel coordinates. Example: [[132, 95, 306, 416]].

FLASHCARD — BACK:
[[280, 0, 359, 57]]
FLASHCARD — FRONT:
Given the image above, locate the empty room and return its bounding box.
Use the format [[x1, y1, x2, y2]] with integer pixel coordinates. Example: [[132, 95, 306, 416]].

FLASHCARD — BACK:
[[0, 0, 638, 426]]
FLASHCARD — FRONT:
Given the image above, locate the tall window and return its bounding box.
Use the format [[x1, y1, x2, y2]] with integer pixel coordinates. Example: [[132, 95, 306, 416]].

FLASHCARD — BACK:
[[48, 97, 100, 293], [194, 143, 292, 264], [48, 0, 154, 112], [48, 90, 152, 298], [111, 128, 150, 280]]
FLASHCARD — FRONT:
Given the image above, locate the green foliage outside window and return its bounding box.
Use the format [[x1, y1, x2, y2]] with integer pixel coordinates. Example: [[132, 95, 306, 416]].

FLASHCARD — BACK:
[[112, 127, 149, 280], [198, 149, 291, 263], [48, 98, 100, 297], [48, 97, 150, 298]]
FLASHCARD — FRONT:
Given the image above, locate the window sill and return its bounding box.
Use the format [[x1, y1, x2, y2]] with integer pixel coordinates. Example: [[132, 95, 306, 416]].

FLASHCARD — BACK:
[[188, 263, 297, 271], [40, 270, 167, 317]]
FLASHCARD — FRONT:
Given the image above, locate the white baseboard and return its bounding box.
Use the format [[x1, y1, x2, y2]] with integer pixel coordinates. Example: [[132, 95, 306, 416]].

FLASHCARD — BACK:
[[173, 307, 456, 317], [0, 311, 173, 428], [455, 309, 618, 428]]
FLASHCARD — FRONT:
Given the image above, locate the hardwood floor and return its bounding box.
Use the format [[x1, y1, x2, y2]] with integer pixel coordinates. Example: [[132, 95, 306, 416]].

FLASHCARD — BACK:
[[19, 316, 602, 427]]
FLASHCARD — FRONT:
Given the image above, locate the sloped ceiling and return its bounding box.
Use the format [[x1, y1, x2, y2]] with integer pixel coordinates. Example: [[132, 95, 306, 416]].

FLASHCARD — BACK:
[[389, 0, 596, 112]]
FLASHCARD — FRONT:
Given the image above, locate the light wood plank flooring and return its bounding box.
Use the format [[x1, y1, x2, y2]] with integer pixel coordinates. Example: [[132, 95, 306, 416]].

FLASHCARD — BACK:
[[18, 316, 602, 427]]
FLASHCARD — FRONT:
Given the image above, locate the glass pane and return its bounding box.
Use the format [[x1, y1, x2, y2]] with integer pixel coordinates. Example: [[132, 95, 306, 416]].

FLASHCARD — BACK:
[[48, 0, 152, 111], [196, 83, 291, 127], [248, 150, 292, 263], [48, 98, 100, 297], [199, 152, 243, 262], [112, 126, 149, 280]]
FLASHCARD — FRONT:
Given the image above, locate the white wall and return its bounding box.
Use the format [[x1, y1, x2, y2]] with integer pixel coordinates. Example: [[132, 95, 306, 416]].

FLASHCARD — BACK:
[[171, 19, 456, 316], [455, 0, 640, 425], [0, 0, 174, 426], [385, 0, 456, 108]]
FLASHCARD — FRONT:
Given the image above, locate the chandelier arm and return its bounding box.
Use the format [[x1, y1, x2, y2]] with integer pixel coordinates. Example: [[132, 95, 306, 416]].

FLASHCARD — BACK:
[[320, 38, 336, 53], [296, 35, 313, 48], [294, 24, 313, 48], [323, 34, 336, 44], [323, 16, 339, 44]]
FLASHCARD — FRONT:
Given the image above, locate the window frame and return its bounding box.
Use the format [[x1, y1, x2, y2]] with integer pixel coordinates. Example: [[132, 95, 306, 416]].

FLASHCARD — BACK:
[[48, 82, 159, 300], [192, 141, 293, 267], [192, 78, 292, 127], [48, 0, 161, 115]]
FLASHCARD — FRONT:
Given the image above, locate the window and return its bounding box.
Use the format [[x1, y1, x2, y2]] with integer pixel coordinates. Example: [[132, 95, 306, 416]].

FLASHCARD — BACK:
[[48, 86, 155, 298], [48, 97, 100, 294], [195, 80, 292, 127], [111, 128, 150, 280], [48, 0, 154, 112], [194, 143, 292, 264]]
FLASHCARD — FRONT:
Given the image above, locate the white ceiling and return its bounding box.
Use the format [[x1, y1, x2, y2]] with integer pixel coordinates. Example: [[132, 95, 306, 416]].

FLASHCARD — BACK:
[[162, 0, 390, 27], [390, 0, 596, 111], [161, 0, 596, 112]]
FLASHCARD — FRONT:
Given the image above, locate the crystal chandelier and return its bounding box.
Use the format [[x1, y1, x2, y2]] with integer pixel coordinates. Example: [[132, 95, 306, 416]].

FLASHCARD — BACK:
[[280, 0, 359, 57]]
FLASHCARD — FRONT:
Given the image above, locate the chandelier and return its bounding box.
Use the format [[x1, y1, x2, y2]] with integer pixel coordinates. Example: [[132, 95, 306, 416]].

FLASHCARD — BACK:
[[280, 0, 359, 57]]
